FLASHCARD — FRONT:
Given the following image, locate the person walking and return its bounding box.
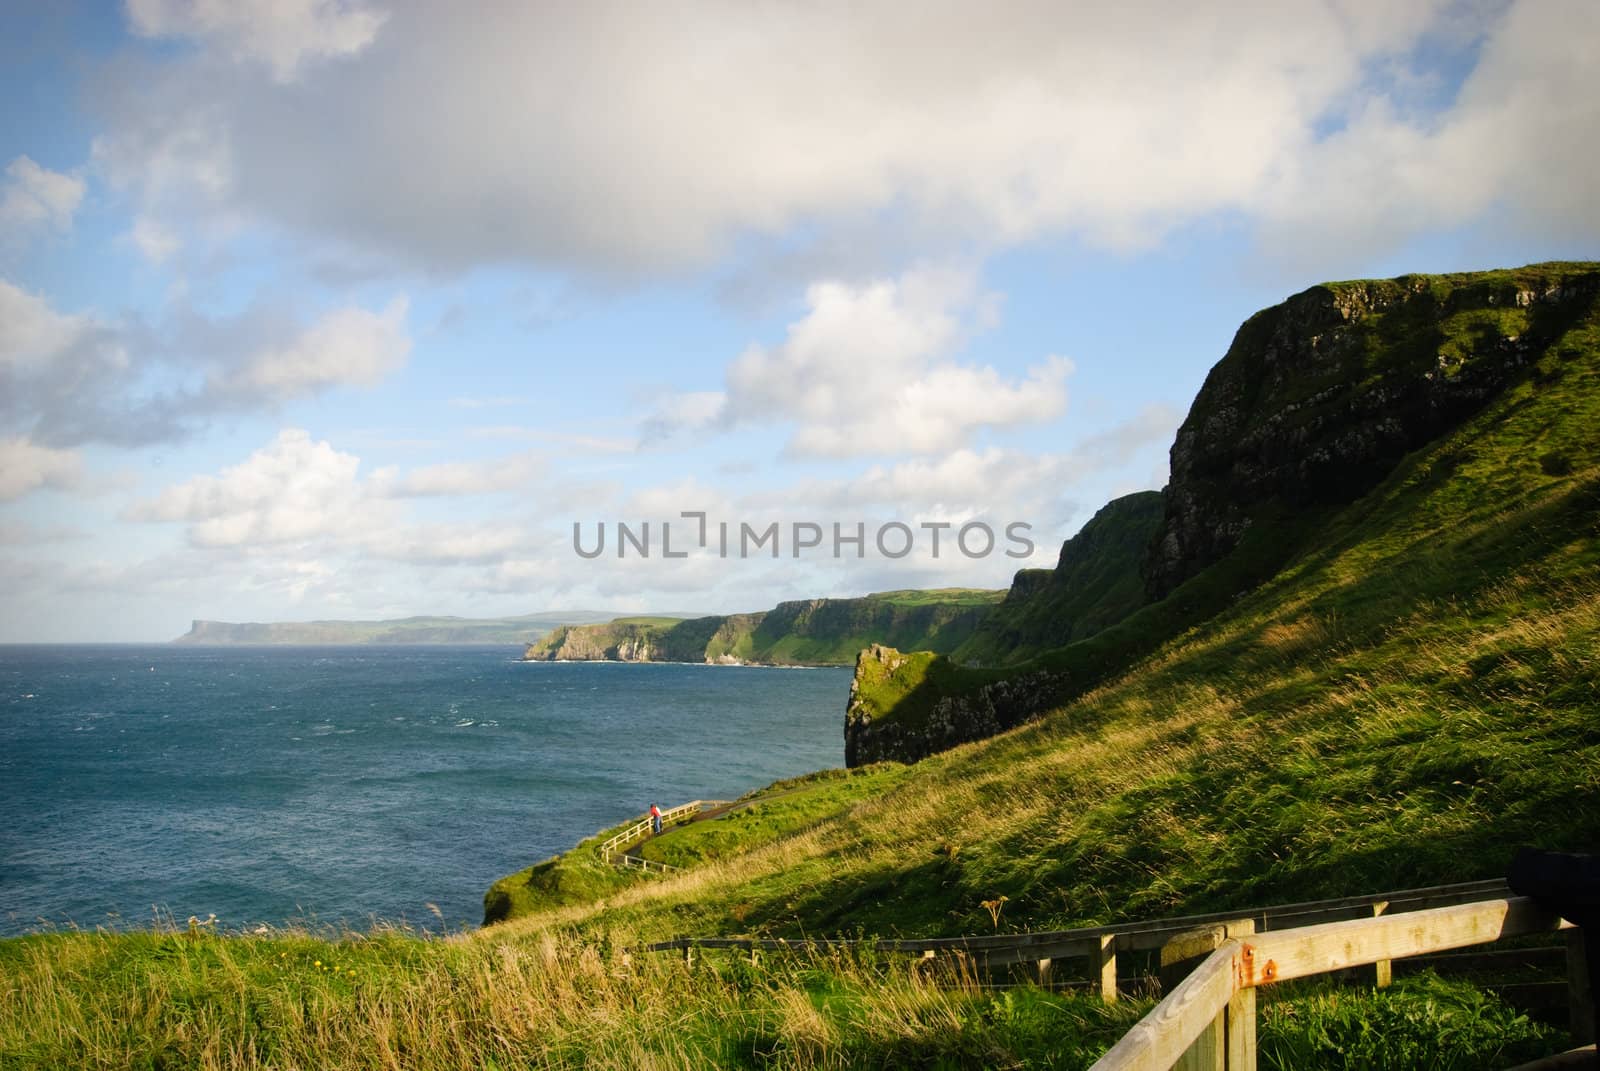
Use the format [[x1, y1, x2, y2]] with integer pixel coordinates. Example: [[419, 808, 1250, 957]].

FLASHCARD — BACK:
[[650, 803, 662, 835]]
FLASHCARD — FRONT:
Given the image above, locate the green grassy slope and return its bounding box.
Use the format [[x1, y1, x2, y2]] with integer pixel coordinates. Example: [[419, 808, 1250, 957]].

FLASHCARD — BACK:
[[952, 490, 1166, 665], [6, 269, 1595, 1071], [493, 290, 1600, 943], [524, 589, 1004, 665], [849, 263, 1600, 762], [2, 926, 1559, 1070]]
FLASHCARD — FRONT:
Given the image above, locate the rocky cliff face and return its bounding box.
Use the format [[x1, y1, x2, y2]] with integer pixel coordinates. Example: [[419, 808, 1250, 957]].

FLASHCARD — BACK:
[[848, 262, 1600, 767], [845, 645, 1065, 766], [1145, 265, 1600, 598], [524, 590, 1003, 666], [523, 621, 707, 662]]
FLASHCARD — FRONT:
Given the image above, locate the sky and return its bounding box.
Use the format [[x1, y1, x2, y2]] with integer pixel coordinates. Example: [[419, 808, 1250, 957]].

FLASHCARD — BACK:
[[1, 0, 1597, 642]]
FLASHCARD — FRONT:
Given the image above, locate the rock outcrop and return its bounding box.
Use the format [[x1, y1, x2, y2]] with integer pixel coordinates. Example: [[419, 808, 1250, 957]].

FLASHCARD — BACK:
[[848, 262, 1600, 767], [523, 590, 1003, 666], [845, 644, 1065, 765], [1145, 265, 1600, 598]]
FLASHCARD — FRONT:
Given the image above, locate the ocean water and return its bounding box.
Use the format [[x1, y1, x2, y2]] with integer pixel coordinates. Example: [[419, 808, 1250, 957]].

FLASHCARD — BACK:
[[0, 645, 852, 936]]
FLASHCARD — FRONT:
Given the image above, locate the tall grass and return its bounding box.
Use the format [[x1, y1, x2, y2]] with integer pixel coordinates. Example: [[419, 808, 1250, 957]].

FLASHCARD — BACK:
[[0, 924, 1159, 1069], [0, 924, 1564, 1069]]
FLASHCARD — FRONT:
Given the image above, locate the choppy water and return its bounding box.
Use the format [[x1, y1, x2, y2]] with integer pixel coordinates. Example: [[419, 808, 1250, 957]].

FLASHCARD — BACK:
[[0, 645, 851, 935]]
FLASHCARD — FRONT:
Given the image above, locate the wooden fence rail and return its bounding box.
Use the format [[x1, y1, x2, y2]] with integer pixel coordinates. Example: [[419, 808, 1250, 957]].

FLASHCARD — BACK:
[[1089, 896, 1576, 1071], [637, 876, 1589, 1062], [643, 878, 1511, 999]]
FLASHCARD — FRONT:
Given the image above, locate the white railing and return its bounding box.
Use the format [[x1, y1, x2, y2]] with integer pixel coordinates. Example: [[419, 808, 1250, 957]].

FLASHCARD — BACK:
[[597, 799, 730, 869]]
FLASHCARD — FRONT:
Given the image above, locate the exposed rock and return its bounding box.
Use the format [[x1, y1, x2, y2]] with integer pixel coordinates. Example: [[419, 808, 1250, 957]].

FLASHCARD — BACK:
[[848, 262, 1600, 766], [845, 644, 1064, 766], [523, 590, 1003, 666], [1144, 265, 1600, 599]]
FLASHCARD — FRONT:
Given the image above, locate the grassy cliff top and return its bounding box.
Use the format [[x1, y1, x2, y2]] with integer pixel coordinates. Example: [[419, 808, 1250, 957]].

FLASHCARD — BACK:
[[493, 262, 1600, 943]]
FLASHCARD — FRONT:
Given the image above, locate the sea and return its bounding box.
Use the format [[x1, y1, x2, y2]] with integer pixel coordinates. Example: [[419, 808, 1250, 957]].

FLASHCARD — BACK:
[[0, 645, 852, 937]]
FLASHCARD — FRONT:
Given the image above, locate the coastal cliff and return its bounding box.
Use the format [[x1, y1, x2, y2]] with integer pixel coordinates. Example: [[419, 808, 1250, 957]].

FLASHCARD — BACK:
[[847, 262, 1600, 766], [1145, 264, 1600, 598], [524, 590, 1003, 666], [172, 611, 621, 645]]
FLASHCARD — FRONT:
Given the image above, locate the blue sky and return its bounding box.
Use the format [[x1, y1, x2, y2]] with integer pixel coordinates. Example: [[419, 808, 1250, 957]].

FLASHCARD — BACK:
[[2, 0, 1596, 642]]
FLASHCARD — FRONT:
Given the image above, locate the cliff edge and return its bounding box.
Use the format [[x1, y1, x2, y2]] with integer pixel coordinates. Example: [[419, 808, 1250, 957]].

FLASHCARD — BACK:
[[848, 262, 1600, 766]]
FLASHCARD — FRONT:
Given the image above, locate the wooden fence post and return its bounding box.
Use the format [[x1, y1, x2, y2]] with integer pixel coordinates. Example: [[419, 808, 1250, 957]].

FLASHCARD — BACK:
[[1037, 957, 1053, 987], [1372, 901, 1391, 988], [1174, 920, 1257, 1070], [1099, 933, 1119, 1004], [1161, 925, 1227, 991], [1568, 927, 1595, 1045], [1224, 920, 1256, 1071]]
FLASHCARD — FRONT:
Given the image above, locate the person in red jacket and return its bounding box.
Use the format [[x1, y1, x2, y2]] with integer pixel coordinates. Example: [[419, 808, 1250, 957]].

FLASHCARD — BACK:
[[650, 803, 662, 835]]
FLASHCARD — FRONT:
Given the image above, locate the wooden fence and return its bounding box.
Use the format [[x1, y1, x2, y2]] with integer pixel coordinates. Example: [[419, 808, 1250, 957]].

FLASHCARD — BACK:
[[597, 799, 729, 872], [645, 878, 1510, 995], [641, 878, 1592, 1065], [1089, 895, 1578, 1071]]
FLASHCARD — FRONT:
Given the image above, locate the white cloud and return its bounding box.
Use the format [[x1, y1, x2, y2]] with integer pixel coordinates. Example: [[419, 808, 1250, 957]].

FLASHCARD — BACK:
[[1076, 403, 1184, 465], [649, 268, 1069, 457], [0, 280, 412, 447], [0, 280, 90, 371], [638, 391, 726, 445], [88, 1, 1600, 277], [823, 449, 1087, 513], [0, 438, 83, 500], [127, 431, 553, 562], [125, 0, 388, 83], [369, 449, 544, 497], [0, 156, 85, 233], [362, 522, 528, 565], [209, 296, 410, 401], [129, 214, 181, 262], [126, 428, 376, 546], [1257, 0, 1600, 265]]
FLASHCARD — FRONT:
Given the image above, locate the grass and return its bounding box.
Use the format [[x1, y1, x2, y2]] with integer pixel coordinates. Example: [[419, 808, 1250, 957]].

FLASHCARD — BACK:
[[0, 927, 1564, 1069], [637, 765, 912, 869], [863, 589, 1008, 607], [485, 277, 1600, 943], [481, 813, 657, 925], [6, 265, 1599, 1067], [1257, 972, 1564, 1070], [953, 492, 1166, 665]]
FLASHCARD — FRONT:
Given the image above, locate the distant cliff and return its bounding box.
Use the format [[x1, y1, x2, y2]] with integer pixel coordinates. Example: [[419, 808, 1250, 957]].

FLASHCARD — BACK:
[[173, 611, 624, 645], [848, 262, 1600, 766], [524, 590, 1004, 666]]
